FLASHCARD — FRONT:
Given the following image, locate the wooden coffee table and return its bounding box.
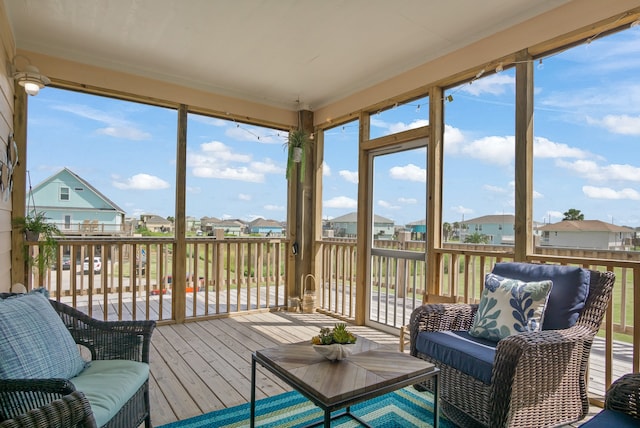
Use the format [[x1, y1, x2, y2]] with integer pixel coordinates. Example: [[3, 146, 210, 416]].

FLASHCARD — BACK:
[[250, 338, 439, 427]]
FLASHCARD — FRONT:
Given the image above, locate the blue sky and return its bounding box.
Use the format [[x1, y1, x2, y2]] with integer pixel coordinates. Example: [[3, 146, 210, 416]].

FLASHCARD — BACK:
[[27, 25, 640, 228]]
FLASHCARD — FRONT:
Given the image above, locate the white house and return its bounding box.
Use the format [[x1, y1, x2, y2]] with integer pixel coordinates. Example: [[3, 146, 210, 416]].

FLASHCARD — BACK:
[[538, 220, 634, 250]]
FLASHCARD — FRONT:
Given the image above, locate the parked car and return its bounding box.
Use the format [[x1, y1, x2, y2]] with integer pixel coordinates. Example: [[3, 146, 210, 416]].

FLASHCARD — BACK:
[[52, 255, 72, 271], [83, 256, 102, 274]]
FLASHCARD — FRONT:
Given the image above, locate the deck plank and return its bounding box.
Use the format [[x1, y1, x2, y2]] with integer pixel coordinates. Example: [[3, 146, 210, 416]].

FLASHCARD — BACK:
[[148, 310, 617, 426], [148, 311, 398, 426]]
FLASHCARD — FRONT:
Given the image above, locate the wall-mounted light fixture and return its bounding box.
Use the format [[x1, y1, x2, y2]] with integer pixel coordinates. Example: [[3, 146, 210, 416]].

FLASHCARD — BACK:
[[11, 55, 50, 96]]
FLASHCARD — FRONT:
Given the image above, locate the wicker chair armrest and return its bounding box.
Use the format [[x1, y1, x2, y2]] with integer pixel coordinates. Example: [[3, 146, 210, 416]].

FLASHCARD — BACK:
[[605, 373, 640, 418], [0, 391, 97, 428], [0, 379, 77, 420], [489, 326, 592, 416], [409, 303, 478, 355], [50, 300, 156, 362]]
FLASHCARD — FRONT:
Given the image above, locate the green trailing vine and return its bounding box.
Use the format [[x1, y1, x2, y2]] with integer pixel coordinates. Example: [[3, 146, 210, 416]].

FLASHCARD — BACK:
[[284, 129, 312, 181]]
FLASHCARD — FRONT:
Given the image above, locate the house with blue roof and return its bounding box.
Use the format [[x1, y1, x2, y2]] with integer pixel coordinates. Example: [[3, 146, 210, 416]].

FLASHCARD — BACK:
[[30, 168, 126, 235]]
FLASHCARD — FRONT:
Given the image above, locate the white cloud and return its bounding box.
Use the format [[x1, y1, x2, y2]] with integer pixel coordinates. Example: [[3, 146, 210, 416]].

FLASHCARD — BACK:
[[444, 124, 466, 153], [483, 184, 506, 193], [322, 161, 331, 176], [378, 200, 400, 209], [192, 166, 264, 182], [188, 141, 281, 183], [200, 141, 251, 162], [53, 104, 151, 141], [587, 114, 640, 135], [460, 73, 515, 96], [339, 170, 358, 183], [547, 211, 564, 221], [583, 186, 640, 200], [187, 186, 201, 194], [534, 137, 591, 159], [462, 135, 513, 166], [556, 159, 640, 182], [264, 204, 285, 210], [370, 117, 428, 134], [451, 205, 473, 215], [452, 134, 591, 167], [112, 173, 170, 190], [398, 197, 417, 204], [388, 119, 429, 134], [324, 196, 357, 208], [533, 190, 543, 199], [97, 126, 151, 140], [389, 164, 426, 182], [250, 159, 282, 174], [238, 193, 251, 201]]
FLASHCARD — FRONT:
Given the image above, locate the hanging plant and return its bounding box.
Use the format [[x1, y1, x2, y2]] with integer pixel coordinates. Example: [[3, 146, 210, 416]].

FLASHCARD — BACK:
[[12, 211, 61, 282], [284, 129, 312, 181]]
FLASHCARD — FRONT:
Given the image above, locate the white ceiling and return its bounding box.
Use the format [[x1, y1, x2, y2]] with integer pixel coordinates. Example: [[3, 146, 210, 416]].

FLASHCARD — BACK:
[[4, 0, 570, 110]]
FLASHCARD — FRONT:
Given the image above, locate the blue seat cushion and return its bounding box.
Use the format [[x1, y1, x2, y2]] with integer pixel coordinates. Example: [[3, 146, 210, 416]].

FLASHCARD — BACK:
[[415, 331, 496, 384], [70, 360, 149, 427], [580, 409, 640, 427], [492, 262, 590, 330], [0, 290, 87, 380]]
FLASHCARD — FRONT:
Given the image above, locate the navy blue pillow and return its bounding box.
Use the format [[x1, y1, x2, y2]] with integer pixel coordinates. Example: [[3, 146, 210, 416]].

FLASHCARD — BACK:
[[492, 262, 590, 330]]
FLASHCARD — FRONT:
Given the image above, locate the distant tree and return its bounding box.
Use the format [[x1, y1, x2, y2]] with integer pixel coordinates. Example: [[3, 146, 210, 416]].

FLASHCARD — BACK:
[[167, 216, 175, 223], [562, 209, 584, 221], [464, 231, 490, 244], [442, 222, 452, 241]]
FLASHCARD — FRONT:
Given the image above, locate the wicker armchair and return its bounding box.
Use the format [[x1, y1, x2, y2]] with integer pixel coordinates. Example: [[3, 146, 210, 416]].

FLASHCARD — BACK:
[[0, 294, 156, 428], [0, 391, 96, 428], [581, 372, 640, 426], [409, 266, 615, 428]]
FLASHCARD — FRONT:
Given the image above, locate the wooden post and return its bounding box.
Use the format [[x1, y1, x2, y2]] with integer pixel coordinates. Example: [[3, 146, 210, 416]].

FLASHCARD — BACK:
[[11, 82, 27, 289], [427, 86, 444, 298], [514, 50, 534, 262], [173, 104, 188, 323], [355, 112, 371, 325]]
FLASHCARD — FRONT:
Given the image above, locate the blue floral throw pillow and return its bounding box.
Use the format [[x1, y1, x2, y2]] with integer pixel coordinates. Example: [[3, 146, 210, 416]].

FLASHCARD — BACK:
[[469, 273, 553, 341]]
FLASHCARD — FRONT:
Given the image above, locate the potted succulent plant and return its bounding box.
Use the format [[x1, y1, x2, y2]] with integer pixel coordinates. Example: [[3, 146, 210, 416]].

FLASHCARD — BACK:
[[12, 211, 61, 284], [284, 129, 312, 181]]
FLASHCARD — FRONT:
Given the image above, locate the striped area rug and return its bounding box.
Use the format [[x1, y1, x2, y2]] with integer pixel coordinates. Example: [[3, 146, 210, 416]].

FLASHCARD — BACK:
[[158, 386, 453, 427]]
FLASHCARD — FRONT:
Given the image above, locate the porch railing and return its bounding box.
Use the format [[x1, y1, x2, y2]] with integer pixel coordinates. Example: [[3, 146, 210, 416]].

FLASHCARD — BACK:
[[317, 238, 639, 399], [25, 236, 289, 322]]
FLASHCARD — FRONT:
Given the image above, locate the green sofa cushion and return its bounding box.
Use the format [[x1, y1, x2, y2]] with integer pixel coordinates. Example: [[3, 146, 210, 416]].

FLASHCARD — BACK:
[[0, 290, 87, 380], [70, 360, 149, 427]]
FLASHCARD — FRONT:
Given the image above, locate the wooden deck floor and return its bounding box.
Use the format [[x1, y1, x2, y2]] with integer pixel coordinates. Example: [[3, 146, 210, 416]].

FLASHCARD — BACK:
[[148, 310, 607, 427], [148, 310, 399, 426]]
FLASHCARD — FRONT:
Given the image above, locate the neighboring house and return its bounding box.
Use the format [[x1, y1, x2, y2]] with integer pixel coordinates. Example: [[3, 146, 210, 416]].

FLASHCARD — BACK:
[[406, 219, 426, 240], [186, 216, 200, 232], [538, 220, 634, 250], [30, 167, 126, 235], [141, 214, 173, 233], [201, 217, 244, 236], [248, 218, 283, 236], [461, 214, 515, 245], [327, 212, 395, 239]]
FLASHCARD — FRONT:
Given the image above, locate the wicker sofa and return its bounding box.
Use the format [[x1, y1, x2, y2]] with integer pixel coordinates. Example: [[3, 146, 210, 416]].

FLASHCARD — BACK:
[[409, 262, 615, 428], [0, 291, 155, 428], [580, 373, 640, 427]]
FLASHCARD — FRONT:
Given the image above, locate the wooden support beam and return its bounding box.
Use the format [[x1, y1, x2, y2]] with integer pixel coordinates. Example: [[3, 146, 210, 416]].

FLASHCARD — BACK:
[[514, 50, 534, 262], [355, 112, 371, 325], [173, 104, 187, 323], [11, 82, 27, 289], [427, 86, 443, 298]]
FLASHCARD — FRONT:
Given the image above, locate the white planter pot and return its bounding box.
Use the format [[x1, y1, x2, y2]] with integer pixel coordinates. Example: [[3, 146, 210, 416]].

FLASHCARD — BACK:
[[292, 147, 303, 163]]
